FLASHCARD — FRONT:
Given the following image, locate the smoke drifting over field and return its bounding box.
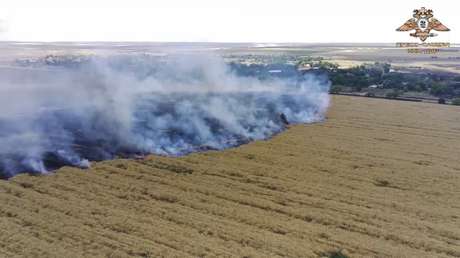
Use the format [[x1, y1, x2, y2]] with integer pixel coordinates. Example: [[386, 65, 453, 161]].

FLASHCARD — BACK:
[[0, 55, 330, 178]]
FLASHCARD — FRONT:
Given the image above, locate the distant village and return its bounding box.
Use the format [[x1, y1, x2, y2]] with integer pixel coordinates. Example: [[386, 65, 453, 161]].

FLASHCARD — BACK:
[[226, 54, 460, 105]]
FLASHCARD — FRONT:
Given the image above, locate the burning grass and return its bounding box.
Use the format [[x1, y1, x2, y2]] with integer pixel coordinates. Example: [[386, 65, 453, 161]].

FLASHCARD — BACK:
[[0, 55, 329, 177]]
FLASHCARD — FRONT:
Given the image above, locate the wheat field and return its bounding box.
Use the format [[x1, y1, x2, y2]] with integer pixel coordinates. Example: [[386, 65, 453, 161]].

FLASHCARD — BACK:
[[1, 95, 459, 258]]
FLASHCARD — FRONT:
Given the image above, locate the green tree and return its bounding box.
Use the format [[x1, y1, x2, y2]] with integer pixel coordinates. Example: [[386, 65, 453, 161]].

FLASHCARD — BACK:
[[430, 83, 449, 96]]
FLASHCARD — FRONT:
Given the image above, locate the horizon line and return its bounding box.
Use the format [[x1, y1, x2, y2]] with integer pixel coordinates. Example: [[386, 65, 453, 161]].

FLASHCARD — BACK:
[[1, 40, 459, 45]]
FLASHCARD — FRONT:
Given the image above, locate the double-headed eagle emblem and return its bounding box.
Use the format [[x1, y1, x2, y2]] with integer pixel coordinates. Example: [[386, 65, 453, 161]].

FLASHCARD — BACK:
[[397, 7, 449, 42]]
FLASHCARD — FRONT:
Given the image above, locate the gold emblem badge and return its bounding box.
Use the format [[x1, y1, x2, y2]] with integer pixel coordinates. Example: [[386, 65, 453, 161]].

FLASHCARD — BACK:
[[397, 7, 449, 42]]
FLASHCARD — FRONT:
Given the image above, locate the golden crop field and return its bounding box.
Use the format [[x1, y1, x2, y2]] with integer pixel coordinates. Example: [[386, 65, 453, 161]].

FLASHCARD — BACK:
[[1, 95, 459, 258]]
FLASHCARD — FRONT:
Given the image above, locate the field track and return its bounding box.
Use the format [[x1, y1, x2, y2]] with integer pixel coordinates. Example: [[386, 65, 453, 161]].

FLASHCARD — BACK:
[[1, 95, 460, 258]]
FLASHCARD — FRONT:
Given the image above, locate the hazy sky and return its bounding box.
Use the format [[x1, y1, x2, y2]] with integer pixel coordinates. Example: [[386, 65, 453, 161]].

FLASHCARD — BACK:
[[0, 0, 457, 42]]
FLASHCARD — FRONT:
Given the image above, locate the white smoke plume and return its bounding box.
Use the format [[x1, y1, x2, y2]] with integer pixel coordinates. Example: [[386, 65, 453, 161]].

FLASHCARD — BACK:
[[0, 54, 330, 178]]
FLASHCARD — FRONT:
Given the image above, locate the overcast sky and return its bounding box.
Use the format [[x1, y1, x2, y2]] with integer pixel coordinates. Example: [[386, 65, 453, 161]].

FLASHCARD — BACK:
[[0, 0, 457, 43]]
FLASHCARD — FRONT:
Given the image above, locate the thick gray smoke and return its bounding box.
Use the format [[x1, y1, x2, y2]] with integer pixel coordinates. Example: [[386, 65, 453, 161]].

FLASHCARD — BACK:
[[0, 54, 330, 178]]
